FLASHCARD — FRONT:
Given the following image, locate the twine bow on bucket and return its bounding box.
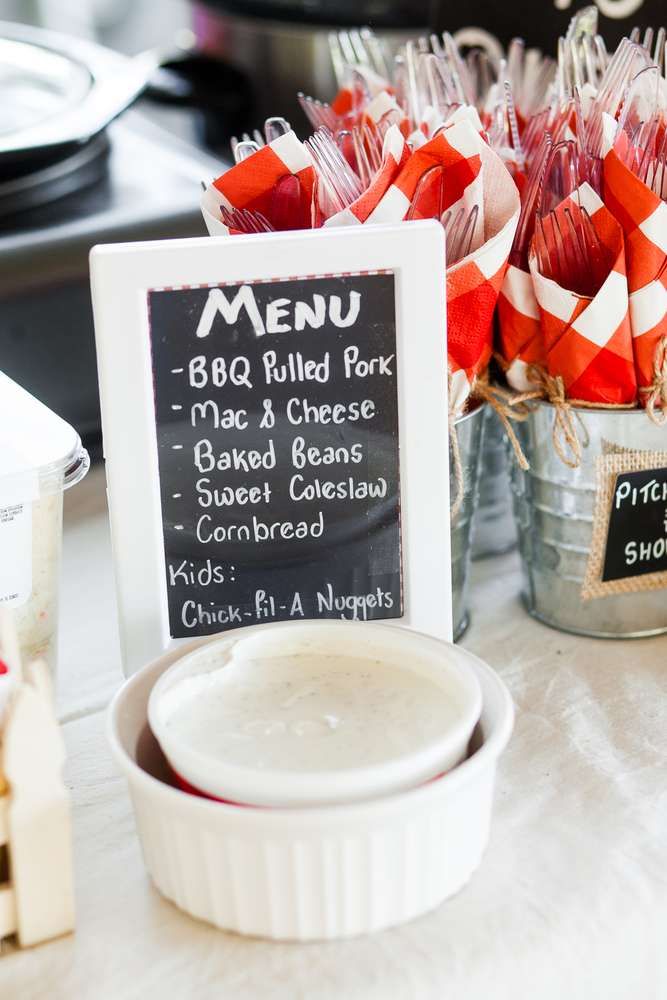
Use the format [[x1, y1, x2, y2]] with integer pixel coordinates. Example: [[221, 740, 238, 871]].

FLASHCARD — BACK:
[[472, 378, 533, 472], [640, 334, 667, 427], [522, 365, 641, 467], [448, 349, 650, 518], [522, 366, 584, 469]]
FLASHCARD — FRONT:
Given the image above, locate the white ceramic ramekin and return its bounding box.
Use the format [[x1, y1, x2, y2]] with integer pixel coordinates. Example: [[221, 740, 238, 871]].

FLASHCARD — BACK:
[[147, 621, 483, 807], [109, 625, 513, 941]]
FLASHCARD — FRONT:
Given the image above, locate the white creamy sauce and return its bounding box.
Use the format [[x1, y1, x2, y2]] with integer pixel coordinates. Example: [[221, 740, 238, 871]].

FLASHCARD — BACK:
[[161, 654, 462, 772]]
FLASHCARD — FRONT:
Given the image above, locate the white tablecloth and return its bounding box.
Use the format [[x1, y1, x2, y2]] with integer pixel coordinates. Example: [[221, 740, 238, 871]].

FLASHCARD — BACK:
[[1, 466, 666, 999]]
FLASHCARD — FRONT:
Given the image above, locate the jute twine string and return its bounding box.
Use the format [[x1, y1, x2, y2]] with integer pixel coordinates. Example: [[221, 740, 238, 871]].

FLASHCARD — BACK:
[[640, 334, 667, 426], [449, 370, 535, 519], [506, 364, 635, 469], [448, 345, 644, 516], [519, 367, 583, 468], [473, 376, 535, 470]]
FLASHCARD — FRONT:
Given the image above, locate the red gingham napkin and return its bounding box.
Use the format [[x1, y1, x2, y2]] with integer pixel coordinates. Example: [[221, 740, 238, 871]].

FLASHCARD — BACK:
[[330, 86, 356, 119], [319, 118, 483, 231], [603, 125, 667, 407], [497, 263, 545, 390], [324, 124, 410, 226], [496, 109, 582, 392], [201, 185, 233, 236], [390, 119, 484, 221], [362, 91, 408, 132], [321, 115, 519, 410], [199, 110, 520, 413], [528, 183, 636, 404], [365, 114, 520, 411], [201, 130, 317, 235], [445, 126, 520, 411], [330, 66, 392, 119]]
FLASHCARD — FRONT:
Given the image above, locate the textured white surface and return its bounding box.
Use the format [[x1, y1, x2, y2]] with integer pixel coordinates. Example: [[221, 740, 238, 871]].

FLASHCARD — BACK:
[[111, 639, 507, 940], [1, 463, 666, 996]]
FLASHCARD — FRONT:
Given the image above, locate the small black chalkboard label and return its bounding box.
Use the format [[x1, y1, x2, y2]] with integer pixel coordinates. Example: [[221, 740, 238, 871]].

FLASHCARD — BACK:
[[148, 272, 402, 638], [602, 467, 667, 583]]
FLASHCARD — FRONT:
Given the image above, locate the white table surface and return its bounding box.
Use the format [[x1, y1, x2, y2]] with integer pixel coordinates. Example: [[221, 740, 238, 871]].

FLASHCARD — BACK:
[[2, 464, 666, 999]]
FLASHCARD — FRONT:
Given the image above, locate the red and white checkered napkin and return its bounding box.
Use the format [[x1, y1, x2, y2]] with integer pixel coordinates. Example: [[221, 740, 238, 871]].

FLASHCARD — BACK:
[[201, 130, 317, 235], [324, 116, 519, 411], [528, 183, 637, 404], [495, 112, 590, 392], [324, 124, 410, 227], [330, 67, 393, 121], [394, 118, 485, 222], [444, 127, 520, 412], [603, 128, 667, 406], [363, 91, 410, 135], [497, 263, 545, 390]]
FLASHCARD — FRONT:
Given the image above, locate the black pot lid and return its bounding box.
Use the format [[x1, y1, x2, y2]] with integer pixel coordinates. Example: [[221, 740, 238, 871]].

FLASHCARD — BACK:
[[0, 20, 156, 165]]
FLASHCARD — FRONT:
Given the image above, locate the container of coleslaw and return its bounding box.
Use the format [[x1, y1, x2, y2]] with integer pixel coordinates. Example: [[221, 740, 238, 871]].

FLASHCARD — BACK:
[[0, 372, 89, 674]]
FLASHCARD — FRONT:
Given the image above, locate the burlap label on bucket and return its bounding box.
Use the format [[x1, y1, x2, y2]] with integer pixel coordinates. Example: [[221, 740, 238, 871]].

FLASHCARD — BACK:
[[582, 446, 667, 600]]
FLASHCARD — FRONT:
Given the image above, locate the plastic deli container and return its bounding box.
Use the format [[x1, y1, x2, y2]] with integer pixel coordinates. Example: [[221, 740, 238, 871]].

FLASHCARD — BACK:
[[110, 621, 514, 941], [0, 372, 89, 672]]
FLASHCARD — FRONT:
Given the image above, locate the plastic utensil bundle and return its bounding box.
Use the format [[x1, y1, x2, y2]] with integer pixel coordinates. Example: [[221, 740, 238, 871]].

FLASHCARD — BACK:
[[496, 11, 667, 417], [201, 34, 524, 414], [201, 14, 667, 420]]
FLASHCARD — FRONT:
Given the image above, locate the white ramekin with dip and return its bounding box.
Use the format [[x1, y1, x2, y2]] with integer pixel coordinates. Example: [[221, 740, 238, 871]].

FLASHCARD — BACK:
[[148, 622, 483, 807], [110, 621, 513, 940]]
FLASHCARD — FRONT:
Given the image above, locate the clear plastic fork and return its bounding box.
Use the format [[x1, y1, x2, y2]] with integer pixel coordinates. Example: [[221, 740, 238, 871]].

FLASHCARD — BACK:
[[306, 127, 364, 215], [443, 204, 480, 264], [232, 140, 261, 164], [329, 28, 390, 88], [298, 93, 339, 132], [585, 38, 651, 158], [220, 206, 274, 233], [337, 122, 383, 188]]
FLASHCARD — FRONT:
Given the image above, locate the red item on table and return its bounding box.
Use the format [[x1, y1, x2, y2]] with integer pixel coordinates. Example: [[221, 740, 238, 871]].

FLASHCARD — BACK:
[[497, 264, 546, 390], [603, 132, 667, 409], [202, 130, 318, 234], [528, 184, 636, 404]]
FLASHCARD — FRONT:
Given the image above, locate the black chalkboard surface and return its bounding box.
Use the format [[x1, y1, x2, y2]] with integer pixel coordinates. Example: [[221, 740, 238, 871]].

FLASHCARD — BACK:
[[602, 467, 667, 582], [148, 272, 402, 638]]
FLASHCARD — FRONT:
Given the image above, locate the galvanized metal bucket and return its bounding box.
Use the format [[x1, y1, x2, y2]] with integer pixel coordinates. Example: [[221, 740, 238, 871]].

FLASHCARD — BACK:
[[451, 403, 485, 641], [511, 401, 667, 638], [472, 408, 518, 560]]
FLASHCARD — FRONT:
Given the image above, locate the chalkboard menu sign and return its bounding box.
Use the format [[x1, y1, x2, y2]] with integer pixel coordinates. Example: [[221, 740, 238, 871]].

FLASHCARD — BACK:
[[148, 273, 402, 638], [91, 223, 450, 673], [602, 467, 667, 583]]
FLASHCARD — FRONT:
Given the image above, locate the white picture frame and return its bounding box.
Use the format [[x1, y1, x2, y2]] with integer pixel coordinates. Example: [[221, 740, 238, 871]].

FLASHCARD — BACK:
[[91, 221, 451, 675]]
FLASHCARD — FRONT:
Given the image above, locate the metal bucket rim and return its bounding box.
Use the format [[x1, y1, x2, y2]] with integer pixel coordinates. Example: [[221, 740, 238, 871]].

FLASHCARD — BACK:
[[454, 401, 486, 427], [530, 399, 649, 419]]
